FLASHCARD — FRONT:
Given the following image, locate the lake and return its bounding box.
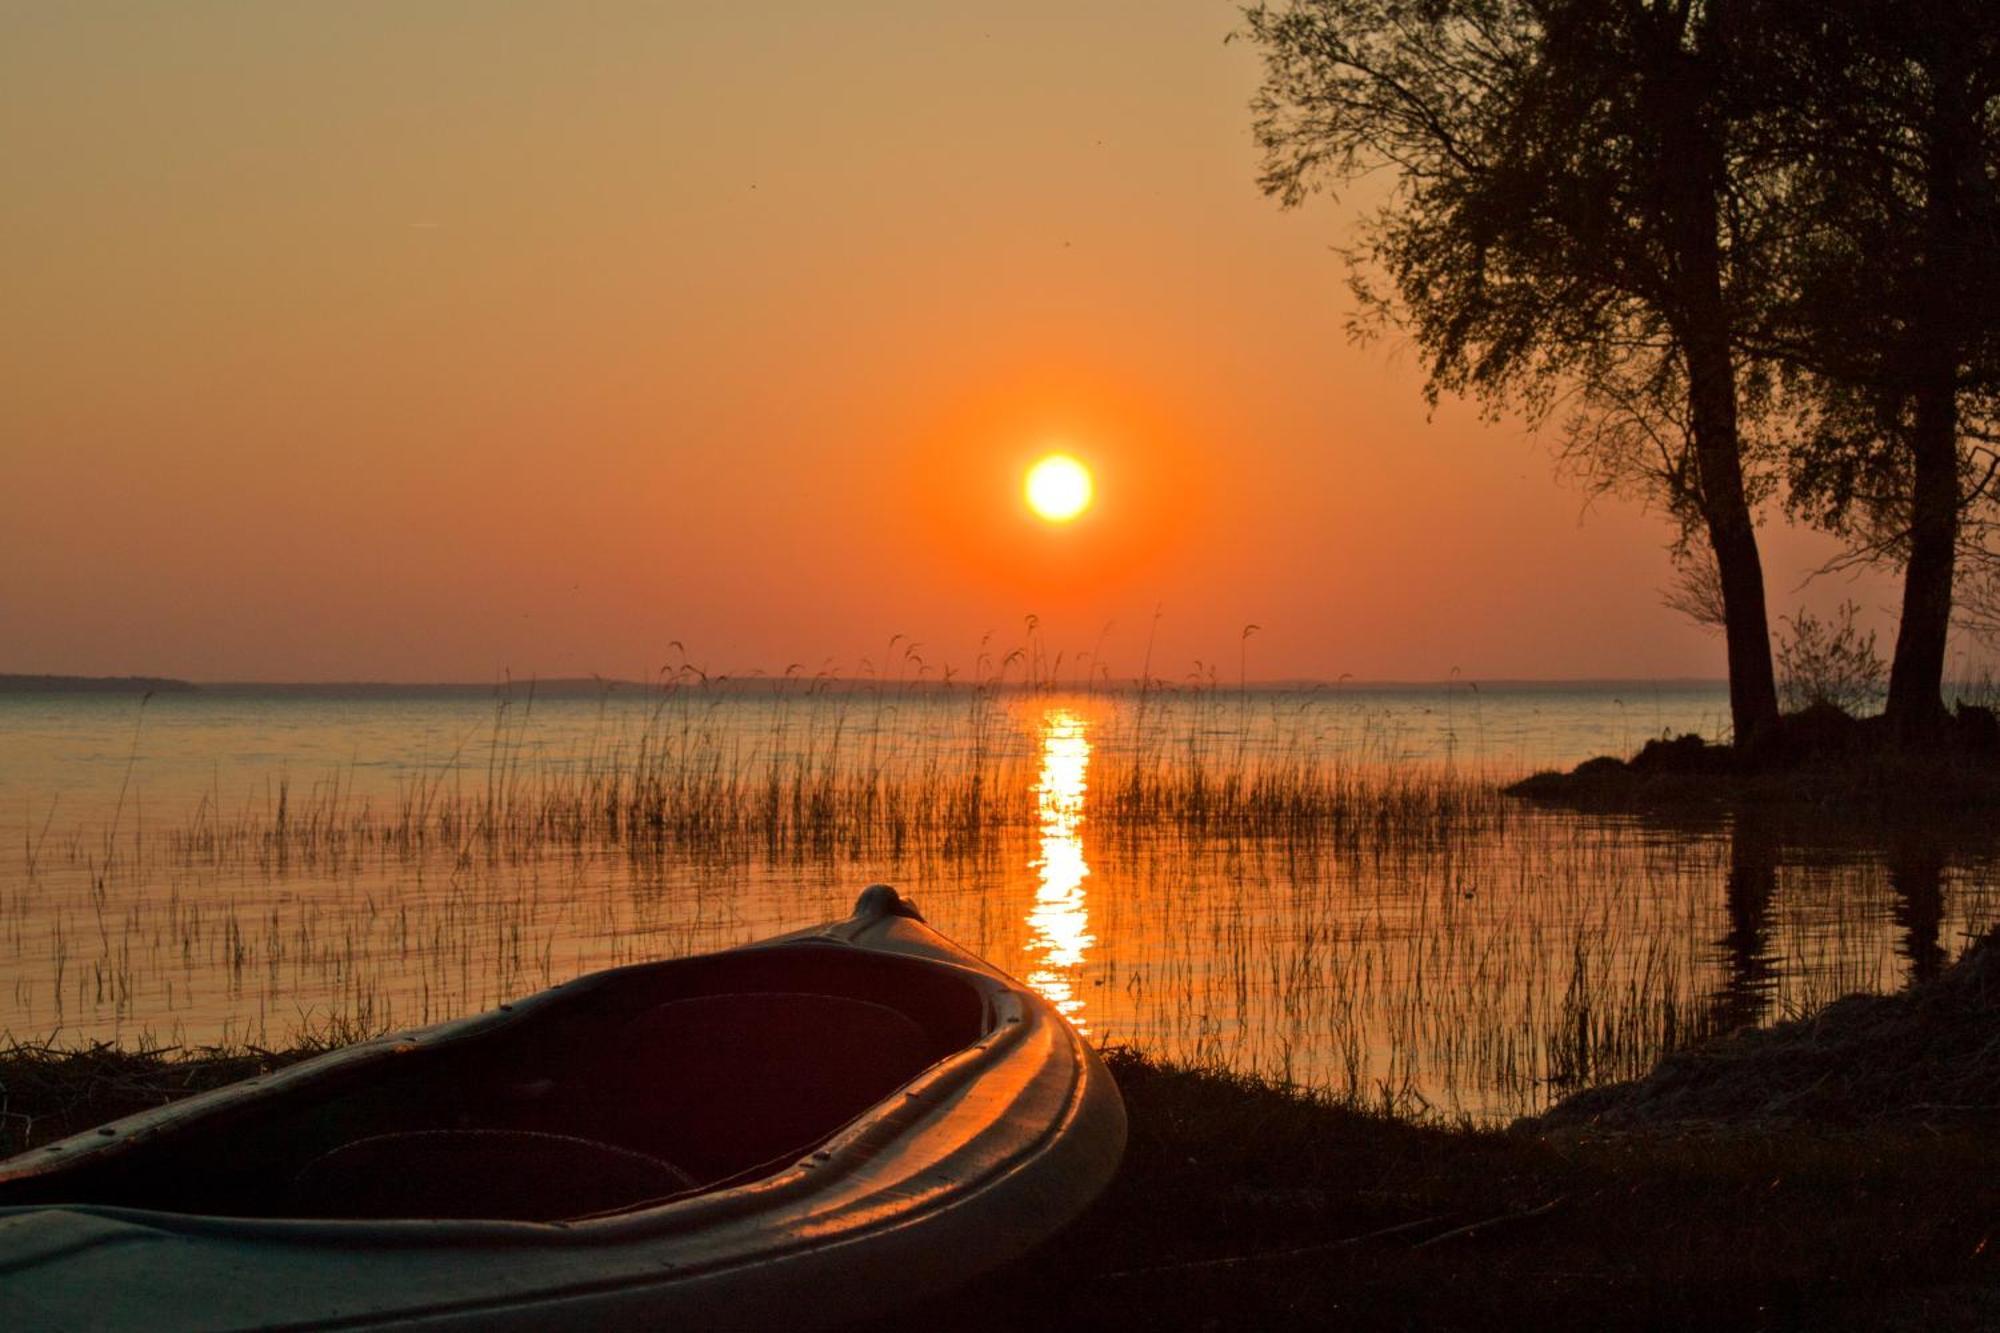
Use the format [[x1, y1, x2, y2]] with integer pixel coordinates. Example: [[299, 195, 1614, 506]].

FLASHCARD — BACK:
[[3, 679, 1993, 1120]]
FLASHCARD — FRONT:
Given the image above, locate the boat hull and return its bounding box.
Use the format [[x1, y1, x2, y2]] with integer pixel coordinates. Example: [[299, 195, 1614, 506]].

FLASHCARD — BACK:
[[0, 886, 1126, 1330]]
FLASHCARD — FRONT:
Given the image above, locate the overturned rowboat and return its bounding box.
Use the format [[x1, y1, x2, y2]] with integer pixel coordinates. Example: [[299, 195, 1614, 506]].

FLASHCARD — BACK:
[[0, 885, 1126, 1330]]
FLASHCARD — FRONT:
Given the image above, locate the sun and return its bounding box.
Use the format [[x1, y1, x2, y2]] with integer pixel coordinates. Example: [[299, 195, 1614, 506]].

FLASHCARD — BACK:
[[1025, 454, 1094, 523]]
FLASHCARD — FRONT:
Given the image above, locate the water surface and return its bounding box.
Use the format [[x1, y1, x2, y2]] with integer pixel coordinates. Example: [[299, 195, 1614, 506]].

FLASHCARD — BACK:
[[3, 680, 1992, 1119]]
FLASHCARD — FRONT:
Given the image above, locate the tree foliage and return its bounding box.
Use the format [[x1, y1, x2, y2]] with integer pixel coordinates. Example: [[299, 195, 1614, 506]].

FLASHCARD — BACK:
[[1245, 0, 1785, 742], [1749, 0, 2000, 728], [1247, 0, 2000, 741]]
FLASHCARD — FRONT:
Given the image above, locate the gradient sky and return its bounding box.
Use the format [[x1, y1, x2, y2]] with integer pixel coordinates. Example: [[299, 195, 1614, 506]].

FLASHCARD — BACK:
[[2, 2, 1916, 684]]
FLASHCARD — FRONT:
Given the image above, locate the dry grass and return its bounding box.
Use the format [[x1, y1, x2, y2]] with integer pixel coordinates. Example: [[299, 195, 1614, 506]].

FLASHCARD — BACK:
[[876, 1045, 2000, 1331], [0, 1022, 371, 1158]]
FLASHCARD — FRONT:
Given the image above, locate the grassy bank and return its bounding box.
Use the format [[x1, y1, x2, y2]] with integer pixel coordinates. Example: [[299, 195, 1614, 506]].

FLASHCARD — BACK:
[[923, 930, 2000, 1329], [5, 1041, 1997, 1330], [889, 1052, 2000, 1332]]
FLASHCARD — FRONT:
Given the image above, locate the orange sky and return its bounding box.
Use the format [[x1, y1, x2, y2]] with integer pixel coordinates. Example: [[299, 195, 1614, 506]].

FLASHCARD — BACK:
[[1, 3, 1920, 683]]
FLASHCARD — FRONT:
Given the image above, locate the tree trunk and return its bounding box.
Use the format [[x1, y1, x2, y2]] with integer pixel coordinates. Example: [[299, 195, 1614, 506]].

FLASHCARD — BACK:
[[1652, 13, 1782, 750], [1687, 333, 1782, 748], [1885, 371, 1959, 737], [1883, 48, 1969, 741]]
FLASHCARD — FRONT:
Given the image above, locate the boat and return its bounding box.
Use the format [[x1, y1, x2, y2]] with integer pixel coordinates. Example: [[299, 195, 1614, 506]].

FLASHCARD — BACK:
[[0, 885, 1126, 1330]]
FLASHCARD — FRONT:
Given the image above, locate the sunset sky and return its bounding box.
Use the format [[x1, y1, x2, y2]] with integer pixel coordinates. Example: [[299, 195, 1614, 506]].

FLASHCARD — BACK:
[[1, 2, 1911, 684]]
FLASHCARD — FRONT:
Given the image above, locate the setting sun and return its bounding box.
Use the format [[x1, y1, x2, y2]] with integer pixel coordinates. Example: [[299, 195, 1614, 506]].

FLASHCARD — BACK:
[[1025, 454, 1094, 523]]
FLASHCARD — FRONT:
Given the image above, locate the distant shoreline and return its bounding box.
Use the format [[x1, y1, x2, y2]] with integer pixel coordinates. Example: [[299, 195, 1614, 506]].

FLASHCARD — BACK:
[[0, 674, 199, 695], [0, 673, 1739, 699]]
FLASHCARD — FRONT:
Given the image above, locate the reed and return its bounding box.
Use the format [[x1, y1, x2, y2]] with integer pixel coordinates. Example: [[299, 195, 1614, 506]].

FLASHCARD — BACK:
[[5, 677, 1995, 1121]]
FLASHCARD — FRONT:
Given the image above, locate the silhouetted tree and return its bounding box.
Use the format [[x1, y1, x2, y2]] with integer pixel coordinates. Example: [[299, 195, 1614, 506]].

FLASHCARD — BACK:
[[1754, 0, 2000, 736], [1245, 0, 1785, 745]]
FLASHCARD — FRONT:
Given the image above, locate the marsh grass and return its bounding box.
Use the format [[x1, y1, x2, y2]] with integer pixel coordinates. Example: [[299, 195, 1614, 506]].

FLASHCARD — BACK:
[[6, 677, 1998, 1119]]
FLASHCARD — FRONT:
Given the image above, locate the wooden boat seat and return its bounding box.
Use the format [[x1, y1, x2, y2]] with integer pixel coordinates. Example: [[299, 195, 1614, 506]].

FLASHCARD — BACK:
[[582, 991, 940, 1183], [291, 1129, 698, 1222]]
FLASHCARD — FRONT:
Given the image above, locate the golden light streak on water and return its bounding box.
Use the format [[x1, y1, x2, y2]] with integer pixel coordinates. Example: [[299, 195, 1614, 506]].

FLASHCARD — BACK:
[[1025, 706, 1095, 1030]]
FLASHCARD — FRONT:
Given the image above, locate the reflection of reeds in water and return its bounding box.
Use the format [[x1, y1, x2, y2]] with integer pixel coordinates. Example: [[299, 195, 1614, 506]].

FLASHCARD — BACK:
[[7, 680, 2000, 1120]]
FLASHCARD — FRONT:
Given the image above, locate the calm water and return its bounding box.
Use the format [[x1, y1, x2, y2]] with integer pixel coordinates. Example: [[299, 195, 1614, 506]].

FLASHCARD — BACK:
[[3, 680, 1994, 1120]]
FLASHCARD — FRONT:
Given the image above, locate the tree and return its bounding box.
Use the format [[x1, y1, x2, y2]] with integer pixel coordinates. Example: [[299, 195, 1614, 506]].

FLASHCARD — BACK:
[[1245, 0, 1786, 745], [1753, 0, 2000, 735]]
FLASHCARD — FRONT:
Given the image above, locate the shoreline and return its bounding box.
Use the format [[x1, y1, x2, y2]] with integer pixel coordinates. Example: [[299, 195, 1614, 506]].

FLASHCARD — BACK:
[[8, 937, 2000, 1330], [6, 1048, 1993, 1330]]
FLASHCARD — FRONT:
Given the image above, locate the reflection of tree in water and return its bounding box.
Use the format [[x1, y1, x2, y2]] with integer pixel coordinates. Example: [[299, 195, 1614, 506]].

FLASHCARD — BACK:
[[1710, 815, 1956, 1029], [1887, 837, 1947, 985], [1707, 813, 1779, 1034]]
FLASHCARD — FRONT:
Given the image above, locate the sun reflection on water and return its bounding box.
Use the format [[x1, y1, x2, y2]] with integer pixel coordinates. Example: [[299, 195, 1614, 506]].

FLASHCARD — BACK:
[[1025, 706, 1095, 1030]]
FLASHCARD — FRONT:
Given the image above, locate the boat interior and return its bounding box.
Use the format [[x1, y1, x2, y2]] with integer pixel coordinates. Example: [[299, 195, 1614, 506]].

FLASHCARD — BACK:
[[0, 945, 989, 1223]]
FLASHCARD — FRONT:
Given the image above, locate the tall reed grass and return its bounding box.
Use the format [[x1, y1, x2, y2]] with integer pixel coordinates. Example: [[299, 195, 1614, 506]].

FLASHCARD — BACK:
[[6, 675, 1996, 1120]]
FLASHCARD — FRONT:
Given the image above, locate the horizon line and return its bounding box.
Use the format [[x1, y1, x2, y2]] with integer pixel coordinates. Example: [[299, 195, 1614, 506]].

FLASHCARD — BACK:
[[1, 670, 1738, 692]]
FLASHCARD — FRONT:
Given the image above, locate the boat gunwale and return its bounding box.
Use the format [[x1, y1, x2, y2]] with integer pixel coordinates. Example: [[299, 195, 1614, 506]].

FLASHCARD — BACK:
[[0, 933, 967, 1194]]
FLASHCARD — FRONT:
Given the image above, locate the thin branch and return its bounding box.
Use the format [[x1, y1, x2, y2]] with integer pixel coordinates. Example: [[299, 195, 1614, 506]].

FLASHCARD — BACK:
[[1411, 1196, 1569, 1249]]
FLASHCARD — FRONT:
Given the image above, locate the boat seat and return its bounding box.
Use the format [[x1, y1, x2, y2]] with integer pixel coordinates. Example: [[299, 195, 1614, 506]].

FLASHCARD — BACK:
[[586, 991, 939, 1182], [291, 1129, 698, 1222]]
